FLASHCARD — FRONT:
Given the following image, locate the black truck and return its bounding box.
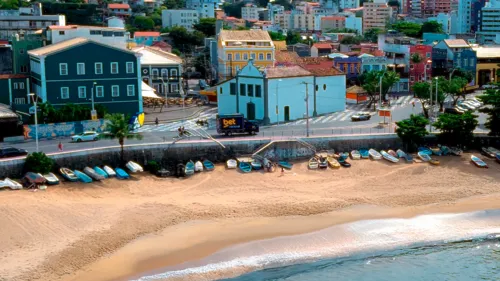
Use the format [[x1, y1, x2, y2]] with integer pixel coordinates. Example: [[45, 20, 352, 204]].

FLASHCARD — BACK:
[[216, 114, 259, 136]]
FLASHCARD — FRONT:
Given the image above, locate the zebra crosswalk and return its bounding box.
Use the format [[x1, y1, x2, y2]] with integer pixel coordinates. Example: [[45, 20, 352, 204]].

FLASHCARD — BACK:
[[135, 108, 217, 133]]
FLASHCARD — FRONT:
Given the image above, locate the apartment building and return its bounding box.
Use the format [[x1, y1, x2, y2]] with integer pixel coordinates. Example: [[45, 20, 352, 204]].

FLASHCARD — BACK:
[[477, 0, 500, 44], [185, 0, 216, 18], [320, 16, 346, 31], [162, 9, 199, 30], [242, 4, 265, 21], [44, 25, 130, 48], [363, 0, 393, 32]]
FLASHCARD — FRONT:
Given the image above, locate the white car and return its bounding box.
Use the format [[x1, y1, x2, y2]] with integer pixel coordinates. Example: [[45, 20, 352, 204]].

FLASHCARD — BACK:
[[71, 131, 99, 142], [458, 101, 477, 110]]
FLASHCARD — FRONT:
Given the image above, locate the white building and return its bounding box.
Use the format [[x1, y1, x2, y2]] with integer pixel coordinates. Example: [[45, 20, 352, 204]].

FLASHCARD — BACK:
[[428, 13, 451, 34], [345, 14, 362, 34], [217, 60, 346, 124], [0, 3, 65, 40], [162, 9, 199, 31], [478, 0, 500, 44], [107, 17, 125, 29], [242, 4, 265, 21], [339, 0, 360, 9], [456, 0, 472, 34], [45, 25, 130, 48], [267, 3, 284, 25], [185, 0, 216, 18]]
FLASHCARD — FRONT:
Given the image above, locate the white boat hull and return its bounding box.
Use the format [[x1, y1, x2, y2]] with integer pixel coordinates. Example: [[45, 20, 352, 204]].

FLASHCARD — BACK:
[[4, 178, 22, 190], [368, 149, 382, 160], [195, 161, 203, 172], [126, 161, 143, 173], [103, 166, 116, 177], [227, 160, 237, 169]]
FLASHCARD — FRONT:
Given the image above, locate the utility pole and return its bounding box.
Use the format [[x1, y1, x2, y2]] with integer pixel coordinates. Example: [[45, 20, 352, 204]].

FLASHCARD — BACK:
[[302, 81, 310, 137]]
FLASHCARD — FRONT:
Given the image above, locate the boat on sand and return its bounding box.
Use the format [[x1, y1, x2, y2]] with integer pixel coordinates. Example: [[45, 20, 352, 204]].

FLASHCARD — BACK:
[[4, 178, 22, 189], [381, 150, 399, 163], [327, 156, 340, 168], [194, 161, 204, 172], [74, 170, 92, 183], [103, 166, 116, 177], [93, 166, 108, 178], [43, 172, 59, 185], [359, 148, 369, 159], [203, 160, 215, 171], [338, 156, 351, 167], [418, 152, 431, 162], [115, 168, 130, 179], [369, 149, 382, 160], [388, 150, 398, 158], [471, 155, 488, 168], [84, 167, 105, 181], [226, 159, 237, 169], [239, 161, 252, 173], [60, 168, 78, 182], [308, 157, 319, 169], [350, 150, 361, 160], [185, 161, 195, 176], [126, 161, 144, 173], [278, 161, 293, 169]]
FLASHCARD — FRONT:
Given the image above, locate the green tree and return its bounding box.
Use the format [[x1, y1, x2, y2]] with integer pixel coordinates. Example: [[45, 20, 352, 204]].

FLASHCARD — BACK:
[[24, 152, 54, 174], [396, 114, 429, 151], [286, 31, 302, 45], [412, 82, 432, 118], [169, 26, 204, 52], [478, 89, 500, 136], [41, 2, 98, 25], [163, 0, 185, 9], [359, 70, 400, 107], [133, 16, 155, 31], [193, 18, 216, 37], [101, 114, 143, 164], [340, 35, 363, 45], [274, 0, 292, 10], [448, 77, 468, 105], [433, 112, 478, 146], [223, 2, 245, 18], [268, 31, 286, 41], [450, 68, 474, 83], [389, 21, 422, 38], [419, 21, 444, 35], [363, 28, 381, 43], [194, 54, 209, 78], [256, 0, 269, 7], [432, 76, 448, 111], [0, 0, 19, 9]]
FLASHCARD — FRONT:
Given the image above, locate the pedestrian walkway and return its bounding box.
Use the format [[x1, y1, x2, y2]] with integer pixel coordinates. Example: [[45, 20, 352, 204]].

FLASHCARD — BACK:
[[136, 107, 217, 133]]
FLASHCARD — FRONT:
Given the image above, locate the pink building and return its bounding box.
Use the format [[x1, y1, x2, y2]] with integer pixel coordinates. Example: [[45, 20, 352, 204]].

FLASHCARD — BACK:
[[409, 45, 433, 88]]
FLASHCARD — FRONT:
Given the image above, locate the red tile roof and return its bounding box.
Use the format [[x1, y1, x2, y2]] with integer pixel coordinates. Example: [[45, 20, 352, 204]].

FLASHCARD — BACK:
[[312, 43, 334, 50], [134, 31, 160, 37], [108, 3, 130, 9]]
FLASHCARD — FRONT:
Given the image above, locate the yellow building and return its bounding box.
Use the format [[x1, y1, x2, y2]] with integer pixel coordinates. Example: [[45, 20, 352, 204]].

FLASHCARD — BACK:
[[473, 46, 500, 86], [218, 30, 275, 80]]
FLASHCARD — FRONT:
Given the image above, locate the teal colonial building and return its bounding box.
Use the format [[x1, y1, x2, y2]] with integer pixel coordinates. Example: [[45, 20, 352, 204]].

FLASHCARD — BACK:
[[28, 38, 142, 114], [133, 46, 183, 97], [0, 74, 31, 112]]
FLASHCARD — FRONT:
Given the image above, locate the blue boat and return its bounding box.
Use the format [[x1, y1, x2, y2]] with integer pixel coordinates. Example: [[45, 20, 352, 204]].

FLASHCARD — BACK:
[[404, 153, 414, 163], [418, 147, 432, 156], [185, 161, 195, 176], [278, 161, 293, 169], [251, 159, 262, 170], [74, 170, 93, 183], [359, 148, 369, 159], [471, 155, 488, 168], [115, 168, 130, 179], [440, 146, 450, 156], [239, 161, 252, 173], [203, 160, 215, 171], [59, 168, 79, 182], [496, 153, 500, 164], [94, 166, 108, 178]]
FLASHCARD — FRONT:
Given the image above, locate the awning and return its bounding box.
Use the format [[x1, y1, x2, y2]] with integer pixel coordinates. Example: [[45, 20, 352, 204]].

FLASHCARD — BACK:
[[142, 82, 161, 99]]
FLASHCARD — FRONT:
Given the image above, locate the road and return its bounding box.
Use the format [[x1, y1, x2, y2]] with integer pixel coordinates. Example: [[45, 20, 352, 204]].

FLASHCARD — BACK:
[[3, 92, 490, 154]]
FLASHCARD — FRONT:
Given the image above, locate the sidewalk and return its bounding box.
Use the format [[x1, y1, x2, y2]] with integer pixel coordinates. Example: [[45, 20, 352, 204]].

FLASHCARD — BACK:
[[143, 104, 215, 124]]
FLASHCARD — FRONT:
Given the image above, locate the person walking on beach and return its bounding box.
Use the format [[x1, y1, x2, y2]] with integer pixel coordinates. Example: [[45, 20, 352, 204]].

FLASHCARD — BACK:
[[280, 167, 285, 177], [58, 141, 63, 152]]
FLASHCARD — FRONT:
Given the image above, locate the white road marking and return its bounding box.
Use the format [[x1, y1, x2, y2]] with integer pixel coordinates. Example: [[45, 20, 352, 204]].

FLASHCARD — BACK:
[[340, 112, 354, 121]]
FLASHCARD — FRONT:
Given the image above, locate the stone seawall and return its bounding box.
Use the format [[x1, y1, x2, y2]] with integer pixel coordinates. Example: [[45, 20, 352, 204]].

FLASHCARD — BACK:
[[0, 134, 403, 178]]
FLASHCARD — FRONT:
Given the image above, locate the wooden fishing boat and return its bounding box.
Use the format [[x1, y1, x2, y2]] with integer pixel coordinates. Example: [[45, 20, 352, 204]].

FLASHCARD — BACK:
[[418, 147, 433, 156], [203, 159, 215, 171], [396, 149, 406, 158], [471, 155, 488, 168], [4, 178, 22, 190], [388, 150, 398, 158], [495, 153, 500, 164], [430, 146, 442, 156], [74, 170, 93, 183], [350, 150, 361, 160], [84, 167, 105, 181], [318, 156, 328, 169], [418, 151, 431, 162], [60, 167, 79, 182], [381, 150, 399, 163], [226, 159, 237, 169], [487, 147, 500, 155], [239, 161, 252, 173], [338, 156, 351, 167], [194, 161, 204, 172], [429, 159, 440, 166], [43, 172, 60, 185], [481, 147, 496, 158], [103, 166, 116, 177], [308, 157, 319, 169], [440, 146, 450, 156], [340, 152, 349, 159], [126, 161, 144, 173], [368, 149, 382, 160], [327, 156, 340, 169], [93, 166, 108, 178], [115, 168, 130, 179], [449, 147, 463, 156], [25, 172, 47, 185], [278, 160, 293, 169], [404, 153, 414, 163], [251, 159, 262, 170], [185, 161, 195, 176], [359, 148, 369, 159]]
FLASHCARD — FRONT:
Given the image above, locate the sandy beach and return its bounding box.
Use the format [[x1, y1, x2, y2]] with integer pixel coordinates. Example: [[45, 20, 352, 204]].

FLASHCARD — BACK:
[[2, 153, 500, 281]]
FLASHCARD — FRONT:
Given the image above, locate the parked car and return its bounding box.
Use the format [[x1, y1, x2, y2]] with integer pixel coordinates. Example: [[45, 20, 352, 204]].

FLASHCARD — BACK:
[[351, 112, 372, 121], [444, 107, 464, 115], [456, 103, 472, 111], [0, 147, 28, 158], [482, 84, 497, 89], [458, 101, 477, 110], [71, 131, 99, 142]]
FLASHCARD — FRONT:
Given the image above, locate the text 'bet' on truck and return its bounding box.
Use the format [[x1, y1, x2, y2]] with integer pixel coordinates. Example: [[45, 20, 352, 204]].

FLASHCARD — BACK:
[[216, 114, 259, 136]]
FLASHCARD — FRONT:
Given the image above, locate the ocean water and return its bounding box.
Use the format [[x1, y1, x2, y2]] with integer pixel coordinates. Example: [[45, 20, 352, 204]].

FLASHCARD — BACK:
[[132, 210, 500, 281]]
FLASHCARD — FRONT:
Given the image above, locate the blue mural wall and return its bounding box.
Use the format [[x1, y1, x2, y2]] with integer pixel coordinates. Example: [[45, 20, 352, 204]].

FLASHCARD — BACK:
[[23, 119, 107, 140]]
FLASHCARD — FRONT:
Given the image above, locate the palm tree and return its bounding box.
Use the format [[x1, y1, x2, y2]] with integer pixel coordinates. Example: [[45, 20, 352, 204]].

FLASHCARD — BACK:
[[101, 113, 143, 164]]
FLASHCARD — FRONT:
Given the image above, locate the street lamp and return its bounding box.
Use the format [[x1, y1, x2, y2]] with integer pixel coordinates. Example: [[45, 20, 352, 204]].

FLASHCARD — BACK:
[[159, 77, 168, 100], [29, 93, 39, 153], [275, 79, 282, 125], [301, 81, 310, 137], [379, 71, 387, 109], [91, 82, 97, 120], [449, 68, 458, 80]]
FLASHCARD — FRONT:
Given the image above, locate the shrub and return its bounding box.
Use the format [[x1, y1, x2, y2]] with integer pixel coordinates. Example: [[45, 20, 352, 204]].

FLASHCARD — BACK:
[[147, 160, 160, 174], [24, 152, 54, 174]]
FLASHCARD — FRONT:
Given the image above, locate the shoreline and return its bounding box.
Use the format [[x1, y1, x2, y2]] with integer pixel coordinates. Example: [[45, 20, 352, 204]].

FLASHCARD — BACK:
[[68, 196, 500, 281], [2, 153, 500, 281]]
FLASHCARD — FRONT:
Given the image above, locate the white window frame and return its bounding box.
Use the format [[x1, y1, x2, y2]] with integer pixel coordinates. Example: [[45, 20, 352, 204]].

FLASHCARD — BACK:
[[258, 53, 264, 60], [161, 69, 168, 78], [250, 53, 256, 60], [95, 62, 103, 74], [126, 62, 134, 74], [19, 82, 24, 89], [110, 62, 119, 74], [77, 62, 85, 75], [13, 82, 18, 89], [152, 68, 159, 79], [127, 85, 135, 96], [235, 53, 241, 61], [96, 86, 104, 97], [243, 53, 248, 60], [59, 63, 68, 75], [170, 69, 178, 78], [227, 53, 232, 61], [14, 98, 26, 104], [111, 85, 119, 97], [78, 86, 86, 98], [171, 84, 178, 93], [267, 53, 272, 60], [60, 87, 69, 99]]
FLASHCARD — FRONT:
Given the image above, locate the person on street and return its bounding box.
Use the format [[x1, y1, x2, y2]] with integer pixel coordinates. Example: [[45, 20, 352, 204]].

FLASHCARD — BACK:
[[155, 117, 159, 126], [58, 141, 63, 152]]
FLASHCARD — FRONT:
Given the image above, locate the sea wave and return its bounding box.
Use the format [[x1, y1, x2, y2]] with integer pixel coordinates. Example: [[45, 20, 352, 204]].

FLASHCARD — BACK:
[[131, 210, 500, 281]]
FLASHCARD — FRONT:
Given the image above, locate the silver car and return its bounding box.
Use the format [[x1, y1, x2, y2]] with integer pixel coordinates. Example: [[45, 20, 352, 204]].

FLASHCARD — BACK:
[[71, 131, 99, 142]]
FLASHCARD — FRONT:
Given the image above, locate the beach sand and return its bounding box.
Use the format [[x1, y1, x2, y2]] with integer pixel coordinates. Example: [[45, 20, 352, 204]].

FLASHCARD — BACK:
[[2, 153, 500, 281]]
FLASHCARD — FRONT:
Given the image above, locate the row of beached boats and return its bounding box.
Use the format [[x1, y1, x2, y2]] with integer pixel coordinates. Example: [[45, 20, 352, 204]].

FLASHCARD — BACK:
[[183, 159, 215, 176], [58, 161, 144, 183], [225, 158, 293, 173]]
